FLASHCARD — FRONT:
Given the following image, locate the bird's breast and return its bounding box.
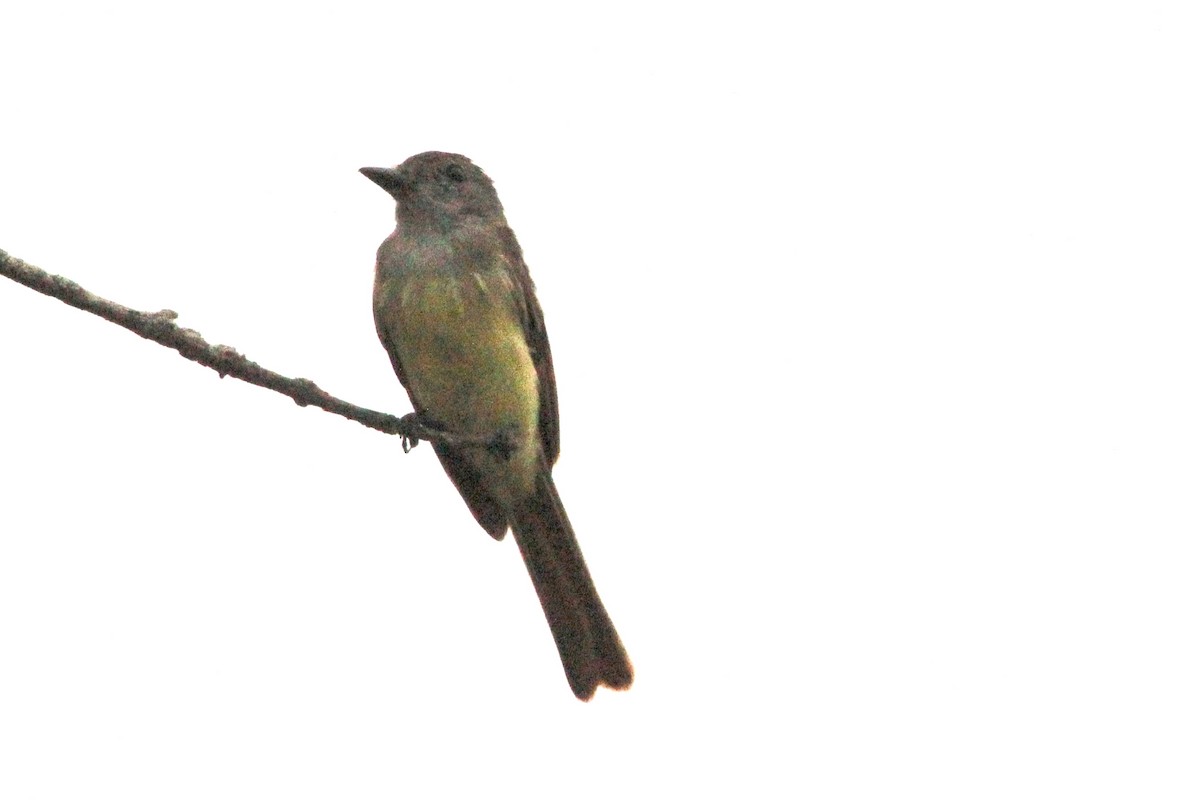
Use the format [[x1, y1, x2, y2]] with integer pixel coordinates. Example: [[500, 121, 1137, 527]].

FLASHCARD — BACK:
[[378, 267, 540, 447]]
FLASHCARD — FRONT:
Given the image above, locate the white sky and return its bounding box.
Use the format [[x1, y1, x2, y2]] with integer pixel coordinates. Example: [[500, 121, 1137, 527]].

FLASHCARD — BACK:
[[2, 2, 1198, 809]]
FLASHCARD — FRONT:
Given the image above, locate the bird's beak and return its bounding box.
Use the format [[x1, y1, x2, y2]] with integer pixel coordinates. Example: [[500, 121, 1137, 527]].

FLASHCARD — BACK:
[[360, 166, 405, 195]]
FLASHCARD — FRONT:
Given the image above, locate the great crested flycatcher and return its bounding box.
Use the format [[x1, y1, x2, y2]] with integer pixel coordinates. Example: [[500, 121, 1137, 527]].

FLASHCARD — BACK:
[[361, 152, 632, 700]]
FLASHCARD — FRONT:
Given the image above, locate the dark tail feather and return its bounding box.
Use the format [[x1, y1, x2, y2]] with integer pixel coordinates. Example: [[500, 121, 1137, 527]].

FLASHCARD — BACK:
[[509, 471, 633, 700]]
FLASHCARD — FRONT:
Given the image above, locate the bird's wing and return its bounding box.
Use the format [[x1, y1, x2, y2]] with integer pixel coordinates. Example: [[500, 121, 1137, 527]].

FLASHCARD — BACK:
[[502, 226, 560, 466]]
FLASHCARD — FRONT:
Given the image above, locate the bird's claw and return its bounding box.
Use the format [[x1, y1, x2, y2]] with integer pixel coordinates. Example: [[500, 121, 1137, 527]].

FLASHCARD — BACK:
[[397, 412, 422, 453], [487, 427, 519, 461]]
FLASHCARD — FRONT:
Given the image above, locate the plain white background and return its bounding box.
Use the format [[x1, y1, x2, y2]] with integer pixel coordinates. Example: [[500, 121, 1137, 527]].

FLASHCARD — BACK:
[[2, 2, 1197, 809]]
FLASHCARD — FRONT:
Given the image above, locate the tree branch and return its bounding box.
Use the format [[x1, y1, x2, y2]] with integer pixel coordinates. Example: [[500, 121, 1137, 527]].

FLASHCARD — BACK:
[[0, 248, 492, 452]]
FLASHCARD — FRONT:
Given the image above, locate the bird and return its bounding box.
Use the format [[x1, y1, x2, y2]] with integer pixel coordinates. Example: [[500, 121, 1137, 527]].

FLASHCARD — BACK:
[[361, 151, 633, 700]]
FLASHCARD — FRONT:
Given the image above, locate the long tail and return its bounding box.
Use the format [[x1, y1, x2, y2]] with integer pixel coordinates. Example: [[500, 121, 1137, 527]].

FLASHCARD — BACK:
[[509, 471, 633, 700]]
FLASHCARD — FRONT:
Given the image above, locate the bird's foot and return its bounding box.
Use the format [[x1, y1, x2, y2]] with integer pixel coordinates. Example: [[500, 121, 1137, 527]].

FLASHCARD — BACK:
[[397, 412, 425, 453], [486, 427, 519, 461], [394, 413, 517, 458]]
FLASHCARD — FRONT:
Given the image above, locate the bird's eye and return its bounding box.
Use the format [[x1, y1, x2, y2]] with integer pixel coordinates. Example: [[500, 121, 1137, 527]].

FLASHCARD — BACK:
[[445, 164, 466, 182]]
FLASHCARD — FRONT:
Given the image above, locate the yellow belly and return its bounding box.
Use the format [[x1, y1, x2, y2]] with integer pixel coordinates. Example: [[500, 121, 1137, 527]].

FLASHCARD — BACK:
[[378, 270, 542, 499]]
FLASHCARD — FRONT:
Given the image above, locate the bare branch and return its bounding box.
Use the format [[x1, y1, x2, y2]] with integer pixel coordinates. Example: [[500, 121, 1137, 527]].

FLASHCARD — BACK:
[[0, 248, 492, 452]]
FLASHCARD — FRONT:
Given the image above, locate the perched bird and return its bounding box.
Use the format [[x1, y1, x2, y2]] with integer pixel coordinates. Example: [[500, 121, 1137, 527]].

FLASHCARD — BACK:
[[362, 152, 632, 700]]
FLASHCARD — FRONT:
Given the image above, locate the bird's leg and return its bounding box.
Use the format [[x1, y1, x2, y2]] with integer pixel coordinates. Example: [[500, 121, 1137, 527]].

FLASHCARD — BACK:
[[396, 412, 426, 453], [486, 426, 519, 462], [394, 412, 513, 456]]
